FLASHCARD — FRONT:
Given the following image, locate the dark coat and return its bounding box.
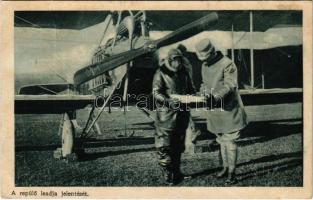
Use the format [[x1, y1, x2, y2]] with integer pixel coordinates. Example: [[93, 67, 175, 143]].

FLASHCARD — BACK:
[[152, 64, 196, 110], [152, 63, 195, 148], [200, 52, 249, 134]]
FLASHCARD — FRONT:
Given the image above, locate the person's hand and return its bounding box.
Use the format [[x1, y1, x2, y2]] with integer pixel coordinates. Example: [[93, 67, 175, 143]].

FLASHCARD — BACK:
[[204, 93, 213, 103], [167, 98, 181, 110], [205, 93, 221, 108], [207, 94, 223, 109], [212, 94, 222, 104]]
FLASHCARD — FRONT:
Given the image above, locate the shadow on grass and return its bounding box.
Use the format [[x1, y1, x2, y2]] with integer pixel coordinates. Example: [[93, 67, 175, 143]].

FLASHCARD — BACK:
[[15, 137, 155, 152], [239, 120, 302, 146], [16, 144, 60, 152], [77, 146, 155, 162], [98, 127, 155, 134], [237, 158, 302, 183], [83, 137, 154, 148], [237, 151, 302, 166], [195, 119, 302, 145], [190, 151, 302, 179], [15, 120, 301, 152]]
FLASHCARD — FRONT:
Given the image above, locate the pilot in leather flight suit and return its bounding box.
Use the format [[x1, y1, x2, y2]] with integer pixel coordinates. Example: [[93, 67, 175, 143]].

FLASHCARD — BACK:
[[152, 48, 195, 185]]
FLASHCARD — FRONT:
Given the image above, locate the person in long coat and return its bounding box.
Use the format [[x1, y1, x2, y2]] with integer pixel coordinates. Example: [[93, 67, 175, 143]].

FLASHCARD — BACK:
[[195, 39, 249, 185], [152, 48, 195, 185]]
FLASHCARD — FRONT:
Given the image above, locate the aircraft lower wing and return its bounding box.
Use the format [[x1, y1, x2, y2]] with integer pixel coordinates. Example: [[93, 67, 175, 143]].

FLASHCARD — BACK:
[[15, 64, 128, 115], [240, 88, 302, 106], [15, 88, 302, 114], [15, 94, 96, 114]]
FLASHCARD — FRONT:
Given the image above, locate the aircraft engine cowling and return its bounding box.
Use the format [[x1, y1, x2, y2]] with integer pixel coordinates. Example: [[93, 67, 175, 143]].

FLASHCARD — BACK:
[[117, 16, 135, 38]]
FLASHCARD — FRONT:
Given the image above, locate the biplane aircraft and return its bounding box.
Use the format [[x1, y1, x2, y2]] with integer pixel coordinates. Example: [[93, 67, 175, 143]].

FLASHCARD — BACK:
[[15, 10, 303, 160]]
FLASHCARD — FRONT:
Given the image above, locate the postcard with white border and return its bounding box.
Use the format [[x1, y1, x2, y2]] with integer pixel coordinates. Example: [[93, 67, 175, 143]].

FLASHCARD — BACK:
[[0, 1, 312, 199]]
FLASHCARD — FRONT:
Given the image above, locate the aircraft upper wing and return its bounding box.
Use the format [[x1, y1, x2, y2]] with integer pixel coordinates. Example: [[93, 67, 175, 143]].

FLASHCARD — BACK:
[[15, 94, 96, 114], [15, 11, 302, 32], [146, 11, 302, 32]]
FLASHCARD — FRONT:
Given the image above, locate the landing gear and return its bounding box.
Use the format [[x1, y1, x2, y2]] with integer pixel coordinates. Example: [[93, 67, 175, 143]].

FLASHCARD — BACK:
[[53, 107, 104, 162], [53, 112, 78, 162]]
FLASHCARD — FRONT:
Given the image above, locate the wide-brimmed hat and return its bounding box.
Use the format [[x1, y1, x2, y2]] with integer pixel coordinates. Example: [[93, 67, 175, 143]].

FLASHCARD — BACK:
[[195, 39, 215, 61]]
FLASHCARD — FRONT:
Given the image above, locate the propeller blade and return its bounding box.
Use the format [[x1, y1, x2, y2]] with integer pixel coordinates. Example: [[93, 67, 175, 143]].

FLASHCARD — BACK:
[[74, 12, 218, 86], [155, 12, 218, 48], [74, 48, 148, 85]]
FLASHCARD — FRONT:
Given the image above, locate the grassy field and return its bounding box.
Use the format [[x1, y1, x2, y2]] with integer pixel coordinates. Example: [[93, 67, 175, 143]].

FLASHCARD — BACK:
[[15, 104, 303, 186]]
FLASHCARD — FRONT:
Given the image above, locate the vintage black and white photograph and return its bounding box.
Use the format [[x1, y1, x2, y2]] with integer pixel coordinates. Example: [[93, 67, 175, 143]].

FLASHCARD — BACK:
[[0, 1, 310, 198], [13, 9, 305, 188]]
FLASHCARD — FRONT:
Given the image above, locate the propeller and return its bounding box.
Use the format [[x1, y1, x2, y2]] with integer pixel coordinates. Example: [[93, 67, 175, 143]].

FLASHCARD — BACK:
[[74, 12, 218, 86], [154, 12, 219, 48]]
